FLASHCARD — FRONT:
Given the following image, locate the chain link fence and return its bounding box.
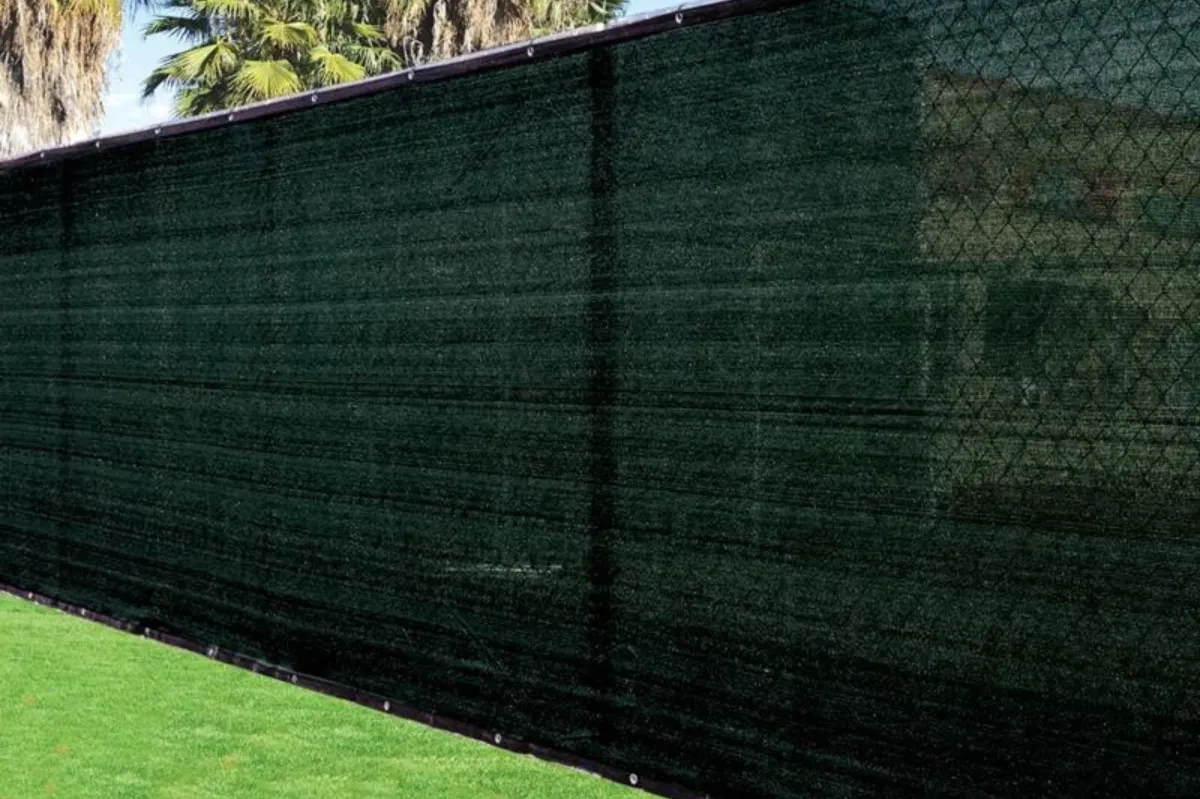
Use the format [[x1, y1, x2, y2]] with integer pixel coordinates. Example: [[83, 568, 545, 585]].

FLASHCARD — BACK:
[[914, 0, 1200, 705]]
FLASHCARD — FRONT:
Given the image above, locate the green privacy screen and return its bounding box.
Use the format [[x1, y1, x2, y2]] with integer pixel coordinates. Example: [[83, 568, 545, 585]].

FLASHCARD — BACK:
[[2, 0, 1200, 795]]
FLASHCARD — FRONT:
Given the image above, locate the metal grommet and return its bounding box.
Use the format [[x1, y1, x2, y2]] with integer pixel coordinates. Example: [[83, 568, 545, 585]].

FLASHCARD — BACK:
[[80, 610, 87, 618], [630, 774, 639, 786], [383, 701, 390, 712], [227, 113, 235, 121], [311, 94, 318, 104], [290, 674, 298, 684], [526, 45, 535, 57], [39, 152, 45, 159], [94, 141, 101, 148], [493, 733, 502, 744], [407, 71, 415, 81], [207, 646, 216, 657], [674, 11, 683, 22], [154, 128, 162, 135], [27, 592, 33, 599]]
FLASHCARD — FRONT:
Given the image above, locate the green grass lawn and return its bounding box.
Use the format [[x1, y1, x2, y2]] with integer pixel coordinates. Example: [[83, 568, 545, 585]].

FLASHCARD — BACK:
[[0, 591, 641, 799]]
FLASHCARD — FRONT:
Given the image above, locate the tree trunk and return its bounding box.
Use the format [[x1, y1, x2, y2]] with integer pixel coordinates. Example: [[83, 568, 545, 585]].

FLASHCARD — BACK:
[[0, 0, 119, 158]]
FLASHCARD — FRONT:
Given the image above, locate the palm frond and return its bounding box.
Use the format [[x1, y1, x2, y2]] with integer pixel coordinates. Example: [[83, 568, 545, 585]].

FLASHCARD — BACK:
[[336, 42, 401, 74], [309, 44, 367, 85], [142, 40, 239, 99], [347, 20, 385, 41], [142, 64, 175, 98], [175, 84, 228, 114], [143, 13, 212, 41], [259, 20, 320, 48], [171, 40, 240, 81], [190, 0, 259, 21], [230, 58, 302, 100]]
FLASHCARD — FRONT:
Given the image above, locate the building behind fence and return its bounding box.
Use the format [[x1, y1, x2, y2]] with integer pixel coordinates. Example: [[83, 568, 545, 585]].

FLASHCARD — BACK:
[[1, 0, 1199, 796]]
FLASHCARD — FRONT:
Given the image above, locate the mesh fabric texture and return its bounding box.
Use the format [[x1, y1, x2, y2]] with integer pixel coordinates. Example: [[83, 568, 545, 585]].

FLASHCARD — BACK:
[[2, 1, 1200, 796]]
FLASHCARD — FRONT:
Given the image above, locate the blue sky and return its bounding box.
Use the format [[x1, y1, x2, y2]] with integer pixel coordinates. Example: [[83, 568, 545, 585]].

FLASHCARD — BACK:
[[100, 0, 674, 136], [98, 9, 177, 136]]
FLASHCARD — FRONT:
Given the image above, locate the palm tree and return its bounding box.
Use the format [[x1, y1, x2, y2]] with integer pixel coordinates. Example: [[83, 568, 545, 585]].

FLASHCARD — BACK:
[[142, 0, 403, 114], [144, 0, 624, 115], [0, 0, 124, 157], [386, 0, 623, 64]]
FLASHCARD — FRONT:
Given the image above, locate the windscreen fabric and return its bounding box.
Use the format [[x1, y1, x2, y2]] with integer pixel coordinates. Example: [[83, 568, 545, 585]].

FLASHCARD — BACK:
[[1, 1, 1199, 796]]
